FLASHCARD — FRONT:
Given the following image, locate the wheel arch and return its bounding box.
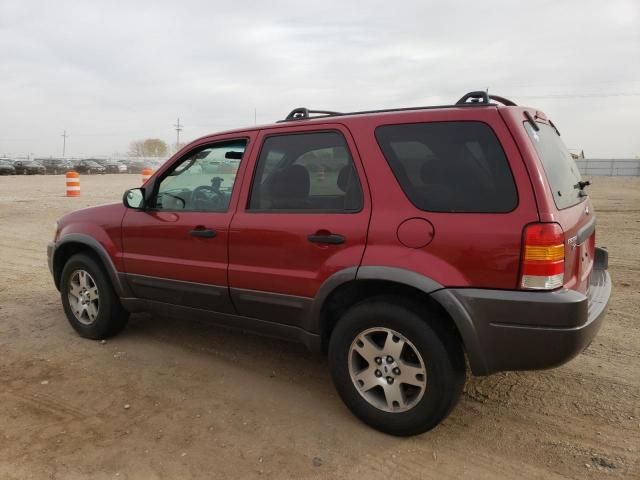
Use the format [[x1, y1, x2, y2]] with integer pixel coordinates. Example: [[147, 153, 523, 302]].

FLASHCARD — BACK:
[[52, 235, 128, 297], [312, 267, 447, 342]]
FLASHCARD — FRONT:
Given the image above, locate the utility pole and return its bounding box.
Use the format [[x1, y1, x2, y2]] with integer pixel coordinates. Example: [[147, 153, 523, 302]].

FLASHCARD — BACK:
[[61, 130, 69, 157], [173, 118, 183, 149], [254, 107, 257, 125]]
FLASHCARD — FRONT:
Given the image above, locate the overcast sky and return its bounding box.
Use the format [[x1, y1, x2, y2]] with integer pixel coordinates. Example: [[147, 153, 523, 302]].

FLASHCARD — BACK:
[[1, 0, 639, 158]]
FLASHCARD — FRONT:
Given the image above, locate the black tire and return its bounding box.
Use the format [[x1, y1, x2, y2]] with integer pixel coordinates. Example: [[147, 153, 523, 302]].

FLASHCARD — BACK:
[[60, 253, 129, 339], [328, 297, 465, 436]]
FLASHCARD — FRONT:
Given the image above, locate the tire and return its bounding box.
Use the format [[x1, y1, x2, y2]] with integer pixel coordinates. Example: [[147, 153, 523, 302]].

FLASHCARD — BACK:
[[328, 297, 465, 436], [60, 253, 129, 339]]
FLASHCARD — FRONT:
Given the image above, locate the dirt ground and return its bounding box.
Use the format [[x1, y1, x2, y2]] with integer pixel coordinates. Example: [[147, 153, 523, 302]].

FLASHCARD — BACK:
[[0, 174, 638, 480]]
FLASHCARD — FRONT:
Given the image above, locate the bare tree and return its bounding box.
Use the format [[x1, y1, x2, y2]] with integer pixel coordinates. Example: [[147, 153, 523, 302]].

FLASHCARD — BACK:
[[129, 138, 168, 157], [128, 140, 145, 157]]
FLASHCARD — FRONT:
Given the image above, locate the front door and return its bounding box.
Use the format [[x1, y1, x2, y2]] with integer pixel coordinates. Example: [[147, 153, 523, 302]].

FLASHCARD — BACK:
[[228, 126, 371, 327], [121, 136, 252, 312]]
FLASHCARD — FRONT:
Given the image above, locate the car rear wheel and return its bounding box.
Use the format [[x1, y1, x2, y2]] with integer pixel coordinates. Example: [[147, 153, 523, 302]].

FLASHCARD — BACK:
[[328, 297, 465, 436], [60, 253, 128, 339]]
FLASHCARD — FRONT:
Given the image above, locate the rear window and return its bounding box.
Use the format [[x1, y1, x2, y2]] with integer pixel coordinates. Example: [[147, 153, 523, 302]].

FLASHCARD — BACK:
[[524, 122, 583, 210], [375, 122, 517, 212]]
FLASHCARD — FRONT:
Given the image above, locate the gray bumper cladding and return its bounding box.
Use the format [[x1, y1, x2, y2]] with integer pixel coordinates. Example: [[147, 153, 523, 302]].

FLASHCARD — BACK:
[[433, 258, 612, 376]]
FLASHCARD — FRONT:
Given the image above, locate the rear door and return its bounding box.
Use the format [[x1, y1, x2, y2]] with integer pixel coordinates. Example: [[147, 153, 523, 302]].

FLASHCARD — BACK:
[[228, 124, 371, 327], [523, 120, 594, 294]]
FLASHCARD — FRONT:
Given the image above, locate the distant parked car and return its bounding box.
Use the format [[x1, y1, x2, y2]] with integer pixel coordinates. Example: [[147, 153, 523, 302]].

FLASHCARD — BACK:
[[96, 159, 127, 174], [116, 160, 129, 173], [74, 159, 106, 174], [125, 160, 150, 174], [13, 160, 46, 175], [39, 158, 76, 175], [0, 159, 16, 175]]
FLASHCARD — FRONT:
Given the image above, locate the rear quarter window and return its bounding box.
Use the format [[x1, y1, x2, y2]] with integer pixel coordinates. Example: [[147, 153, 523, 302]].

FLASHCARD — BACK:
[[375, 121, 518, 213], [524, 122, 583, 210]]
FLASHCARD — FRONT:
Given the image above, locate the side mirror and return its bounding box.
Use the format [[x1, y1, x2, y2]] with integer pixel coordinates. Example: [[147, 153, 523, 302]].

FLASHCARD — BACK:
[[123, 188, 145, 209]]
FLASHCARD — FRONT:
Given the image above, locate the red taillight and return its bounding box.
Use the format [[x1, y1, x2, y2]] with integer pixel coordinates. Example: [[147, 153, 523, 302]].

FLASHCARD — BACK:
[[520, 223, 565, 290]]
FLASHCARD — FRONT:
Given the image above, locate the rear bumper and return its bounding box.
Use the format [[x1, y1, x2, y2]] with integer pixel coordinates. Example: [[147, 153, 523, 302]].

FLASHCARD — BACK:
[[433, 252, 611, 375]]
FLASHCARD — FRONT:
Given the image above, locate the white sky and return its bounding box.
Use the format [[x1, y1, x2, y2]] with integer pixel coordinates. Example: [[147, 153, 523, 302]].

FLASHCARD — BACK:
[[1, 0, 639, 158]]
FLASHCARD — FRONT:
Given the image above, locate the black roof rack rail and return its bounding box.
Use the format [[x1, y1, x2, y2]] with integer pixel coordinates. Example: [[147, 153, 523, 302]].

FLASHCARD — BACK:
[[279, 107, 342, 122], [277, 91, 518, 123], [456, 91, 517, 106]]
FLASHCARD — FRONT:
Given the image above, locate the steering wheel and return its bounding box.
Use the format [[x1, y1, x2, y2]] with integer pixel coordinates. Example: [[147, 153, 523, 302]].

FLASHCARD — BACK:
[[192, 185, 224, 211]]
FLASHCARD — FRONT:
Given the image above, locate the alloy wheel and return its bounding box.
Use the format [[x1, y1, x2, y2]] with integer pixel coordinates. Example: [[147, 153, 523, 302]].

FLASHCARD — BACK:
[[348, 327, 427, 413], [67, 269, 100, 325]]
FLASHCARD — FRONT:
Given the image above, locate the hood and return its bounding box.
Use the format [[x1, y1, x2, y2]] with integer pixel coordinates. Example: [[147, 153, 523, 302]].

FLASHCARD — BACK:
[[58, 202, 125, 229]]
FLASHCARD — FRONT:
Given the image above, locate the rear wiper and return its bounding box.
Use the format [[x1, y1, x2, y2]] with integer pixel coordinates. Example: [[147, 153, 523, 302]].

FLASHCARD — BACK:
[[575, 180, 591, 196]]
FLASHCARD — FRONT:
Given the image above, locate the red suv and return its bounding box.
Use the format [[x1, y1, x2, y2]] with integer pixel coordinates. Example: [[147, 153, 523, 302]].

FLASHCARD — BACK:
[[48, 91, 611, 436]]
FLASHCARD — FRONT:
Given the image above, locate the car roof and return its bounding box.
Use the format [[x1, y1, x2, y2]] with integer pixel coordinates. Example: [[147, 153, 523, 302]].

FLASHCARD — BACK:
[[189, 91, 524, 143]]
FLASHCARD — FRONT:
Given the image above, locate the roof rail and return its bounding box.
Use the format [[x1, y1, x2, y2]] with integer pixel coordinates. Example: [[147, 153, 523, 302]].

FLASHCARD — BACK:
[[280, 107, 342, 122], [277, 91, 518, 122], [456, 91, 517, 106]]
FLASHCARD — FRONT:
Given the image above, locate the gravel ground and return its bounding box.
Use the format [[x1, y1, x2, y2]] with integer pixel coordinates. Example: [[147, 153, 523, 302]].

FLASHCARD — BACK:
[[0, 174, 638, 479]]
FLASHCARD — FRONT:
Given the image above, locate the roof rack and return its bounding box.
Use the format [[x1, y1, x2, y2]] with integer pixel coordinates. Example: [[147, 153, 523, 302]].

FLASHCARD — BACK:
[[456, 91, 517, 106], [278, 91, 517, 122], [280, 107, 342, 122]]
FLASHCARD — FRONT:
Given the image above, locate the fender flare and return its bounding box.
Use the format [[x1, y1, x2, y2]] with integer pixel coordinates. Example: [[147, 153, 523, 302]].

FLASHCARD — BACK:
[[52, 234, 129, 297], [307, 265, 443, 333], [307, 266, 487, 374]]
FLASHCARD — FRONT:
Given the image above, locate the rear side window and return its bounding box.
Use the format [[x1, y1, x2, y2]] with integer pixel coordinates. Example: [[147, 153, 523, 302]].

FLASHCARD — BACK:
[[375, 122, 517, 212], [524, 122, 583, 210], [249, 132, 363, 212]]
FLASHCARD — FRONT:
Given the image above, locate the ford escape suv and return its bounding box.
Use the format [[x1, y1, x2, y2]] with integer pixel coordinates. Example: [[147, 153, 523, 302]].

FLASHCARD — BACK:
[[48, 91, 611, 436]]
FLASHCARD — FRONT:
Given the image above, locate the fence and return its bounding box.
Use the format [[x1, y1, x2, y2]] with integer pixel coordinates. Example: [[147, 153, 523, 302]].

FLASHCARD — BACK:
[[576, 159, 640, 176]]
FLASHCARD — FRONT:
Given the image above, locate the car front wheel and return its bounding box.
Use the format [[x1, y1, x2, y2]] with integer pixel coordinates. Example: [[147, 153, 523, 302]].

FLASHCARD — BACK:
[[329, 298, 465, 436], [60, 253, 129, 339]]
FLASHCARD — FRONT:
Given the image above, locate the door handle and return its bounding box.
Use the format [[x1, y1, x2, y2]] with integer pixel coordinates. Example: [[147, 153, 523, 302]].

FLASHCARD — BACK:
[[307, 233, 345, 245], [189, 228, 217, 238]]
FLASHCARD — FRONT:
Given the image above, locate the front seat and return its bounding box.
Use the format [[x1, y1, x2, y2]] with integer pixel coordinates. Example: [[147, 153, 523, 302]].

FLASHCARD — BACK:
[[270, 164, 311, 209]]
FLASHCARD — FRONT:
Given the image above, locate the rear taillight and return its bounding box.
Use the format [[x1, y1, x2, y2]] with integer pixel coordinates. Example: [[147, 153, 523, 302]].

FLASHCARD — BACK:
[[520, 223, 565, 290]]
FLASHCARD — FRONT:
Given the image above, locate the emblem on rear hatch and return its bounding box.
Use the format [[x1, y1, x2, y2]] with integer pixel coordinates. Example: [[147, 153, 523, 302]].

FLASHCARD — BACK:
[[567, 236, 578, 250], [585, 205, 590, 215]]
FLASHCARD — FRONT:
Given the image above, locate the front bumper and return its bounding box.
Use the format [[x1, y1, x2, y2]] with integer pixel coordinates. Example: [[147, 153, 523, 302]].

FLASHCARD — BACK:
[[433, 249, 611, 375], [47, 241, 55, 276]]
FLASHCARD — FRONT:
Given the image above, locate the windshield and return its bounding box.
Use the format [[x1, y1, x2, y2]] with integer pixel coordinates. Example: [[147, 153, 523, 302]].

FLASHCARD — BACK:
[[525, 122, 583, 210]]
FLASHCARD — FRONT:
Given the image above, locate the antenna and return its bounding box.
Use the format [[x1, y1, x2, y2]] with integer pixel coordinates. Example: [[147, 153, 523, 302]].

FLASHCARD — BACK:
[[173, 118, 183, 149]]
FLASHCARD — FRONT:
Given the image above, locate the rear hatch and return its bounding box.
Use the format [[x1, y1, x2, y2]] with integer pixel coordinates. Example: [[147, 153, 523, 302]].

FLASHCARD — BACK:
[[524, 119, 595, 295]]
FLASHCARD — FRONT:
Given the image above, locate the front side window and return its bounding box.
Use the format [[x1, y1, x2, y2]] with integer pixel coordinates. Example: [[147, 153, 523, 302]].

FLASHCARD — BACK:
[[152, 140, 246, 211], [249, 132, 363, 212], [375, 122, 518, 213]]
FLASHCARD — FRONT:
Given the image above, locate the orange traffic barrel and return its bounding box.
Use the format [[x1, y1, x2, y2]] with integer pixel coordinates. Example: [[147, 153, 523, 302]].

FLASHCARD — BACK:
[[142, 168, 153, 184], [66, 171, 80, 197]]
